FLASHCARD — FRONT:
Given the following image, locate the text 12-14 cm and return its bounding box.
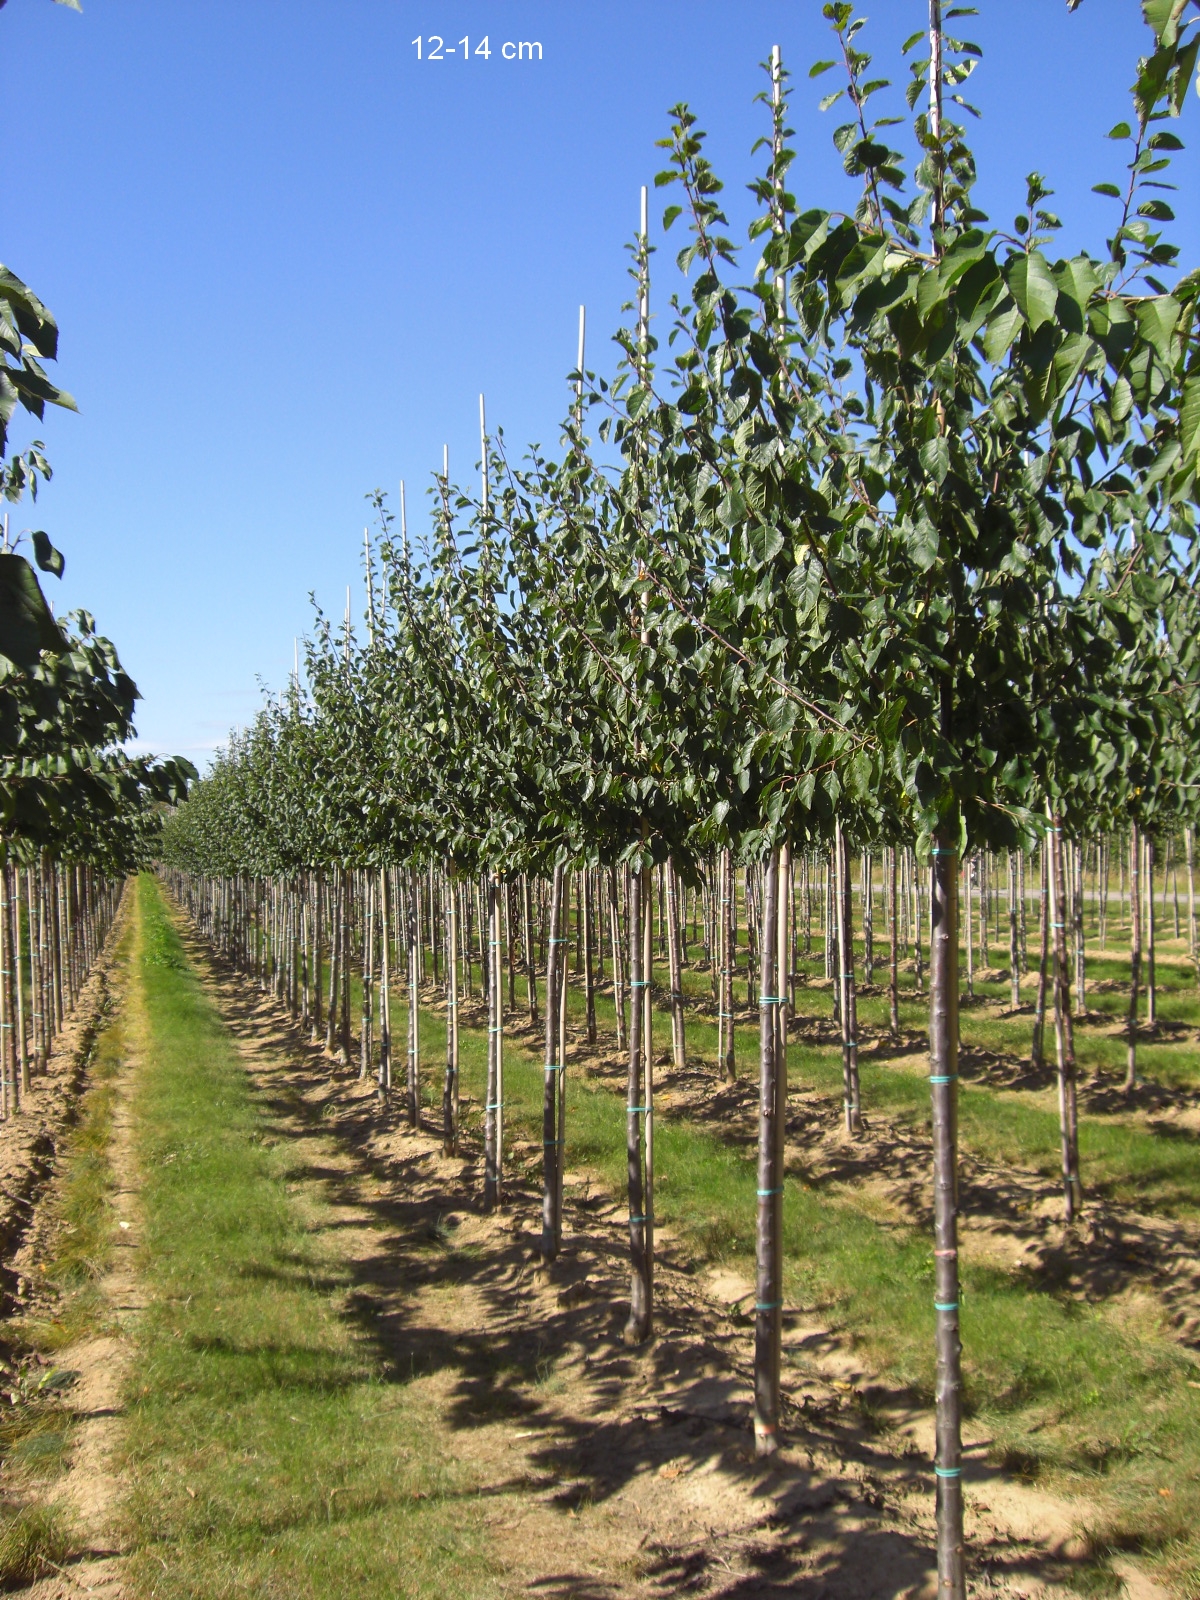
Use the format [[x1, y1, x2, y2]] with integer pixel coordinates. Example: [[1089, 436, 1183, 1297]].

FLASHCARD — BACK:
[[412, 36, 542, 61]]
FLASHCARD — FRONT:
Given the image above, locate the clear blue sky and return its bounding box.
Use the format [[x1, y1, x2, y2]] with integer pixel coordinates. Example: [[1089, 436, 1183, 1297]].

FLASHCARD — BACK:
[[4, 0, 1196, 763]]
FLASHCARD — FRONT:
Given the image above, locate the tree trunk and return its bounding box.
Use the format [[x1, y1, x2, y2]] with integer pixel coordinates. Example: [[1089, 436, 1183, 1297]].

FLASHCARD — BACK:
[[443, 866, 459, 1156], [1008, 850, 1021, 1011], [836, 824, 862, 1134], [1145, 835, 1157, 1031], [719, 848, 736, 1083], [484, 873, 503, 1209], [1048, 815, 1083, 1220], [609, 867, 626, 1052], [584, 869, 597, 1045], [929, 827, 965, 1600], [753, 846, 785, 1458], [1031, 845, 1049, 1071], [665, 858, 686, 1071], [889, 846, 901, 1034], [541, 865, 565, 1262], [378, 867, 392, 1098], [624, 863, 651, 1344], [1126, 825, 1141, 1091]]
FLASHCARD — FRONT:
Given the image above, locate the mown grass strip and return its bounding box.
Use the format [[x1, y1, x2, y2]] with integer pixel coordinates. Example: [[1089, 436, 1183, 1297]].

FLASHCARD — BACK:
[[123, 875, 497, 1599]]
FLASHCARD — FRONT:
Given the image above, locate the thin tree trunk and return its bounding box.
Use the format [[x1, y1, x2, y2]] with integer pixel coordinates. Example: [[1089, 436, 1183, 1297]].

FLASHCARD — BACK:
[[1048, 814, 1083, 1221], [1145, 835, 1157, 1031], [584, 870, 597, 1045], [484, 873, 503, 1209], [378, 868, 392, 1097], [721, 848, 736, 1083], [929, 829, 965, 1600], [1031, 845, 1050, 1071], [541, 865, 565, 1262], [753, 846, 784, 1458], [836, 824, 862, 1134], [665, 857, 686, 1071], [624, 862, 651, 1344], [1126, 825, 1142, 1091], [609, 867, 626, 1052], [889, 846, 901, 1034], [443, 866, 459, 1155], [1008, 850, 1021, 1011]]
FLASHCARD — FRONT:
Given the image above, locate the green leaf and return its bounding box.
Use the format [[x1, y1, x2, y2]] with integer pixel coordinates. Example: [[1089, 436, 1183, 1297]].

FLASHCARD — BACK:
[[980, 299, 1023, 363], [1008, 251, 1059, 332], [1134, 293, 1181, 362], [1142, 0, 1185, 46], [1106, 122, 1132, 140], [0, 553, 66, 670], [919, 436, 950, 484], [808, 59, 837, 77], [1180, 372, 1200, 463], [1092, 182, 1122, 198], [30, 530, 64, 578]]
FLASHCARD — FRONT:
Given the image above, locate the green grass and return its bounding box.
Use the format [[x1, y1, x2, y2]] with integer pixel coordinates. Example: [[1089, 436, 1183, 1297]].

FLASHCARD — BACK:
[[0, 1502, 72, 1587], [122, 874, 499, 1599]]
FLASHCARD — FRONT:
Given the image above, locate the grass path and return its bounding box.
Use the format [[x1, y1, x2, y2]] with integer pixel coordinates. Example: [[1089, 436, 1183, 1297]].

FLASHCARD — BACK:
[[118, 874, 505, 1597]]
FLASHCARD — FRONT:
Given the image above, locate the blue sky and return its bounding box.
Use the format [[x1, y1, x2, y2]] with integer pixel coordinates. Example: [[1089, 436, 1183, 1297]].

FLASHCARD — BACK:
[[3, 0, 1196, 763]]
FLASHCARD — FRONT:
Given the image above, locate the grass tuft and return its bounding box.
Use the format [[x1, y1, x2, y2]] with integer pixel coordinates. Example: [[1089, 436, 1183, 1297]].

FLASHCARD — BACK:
[[0, 1502, 72, 1586]]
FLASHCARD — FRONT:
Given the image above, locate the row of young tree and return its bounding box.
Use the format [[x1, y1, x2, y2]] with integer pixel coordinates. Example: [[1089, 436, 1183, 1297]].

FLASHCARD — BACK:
[[0, 7, 196, 1115], [159, 5, 1200, 1591]]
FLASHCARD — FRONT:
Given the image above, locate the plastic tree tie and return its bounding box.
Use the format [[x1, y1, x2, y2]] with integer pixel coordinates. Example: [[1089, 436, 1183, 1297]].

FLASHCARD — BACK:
[[755, 1300, 782, 1312], [759, 995, 784, 1005], [934, 1300, 959, 1312], [629, 1214, 646, 1224], [934, 1466, 963, 1479], [544, 1063, 566, 1072], [757, 1187, 783, 1197], [485, 1101, 503, 1110], [627, 1104, 649, 1113], [928, 1074, 957, 1085], [630, 979, 649, 988]]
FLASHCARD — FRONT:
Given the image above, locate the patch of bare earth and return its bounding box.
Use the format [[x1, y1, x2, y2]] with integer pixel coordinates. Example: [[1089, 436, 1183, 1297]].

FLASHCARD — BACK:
[[171, 909, 1116, 1600], [2, 889, 144, 1600]]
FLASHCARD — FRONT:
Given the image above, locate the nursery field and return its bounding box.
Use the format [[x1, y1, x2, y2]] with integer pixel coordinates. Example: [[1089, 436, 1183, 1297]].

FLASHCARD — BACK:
[[0, 869, 1198, 1599], [2, 7, 1200, 1600]]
